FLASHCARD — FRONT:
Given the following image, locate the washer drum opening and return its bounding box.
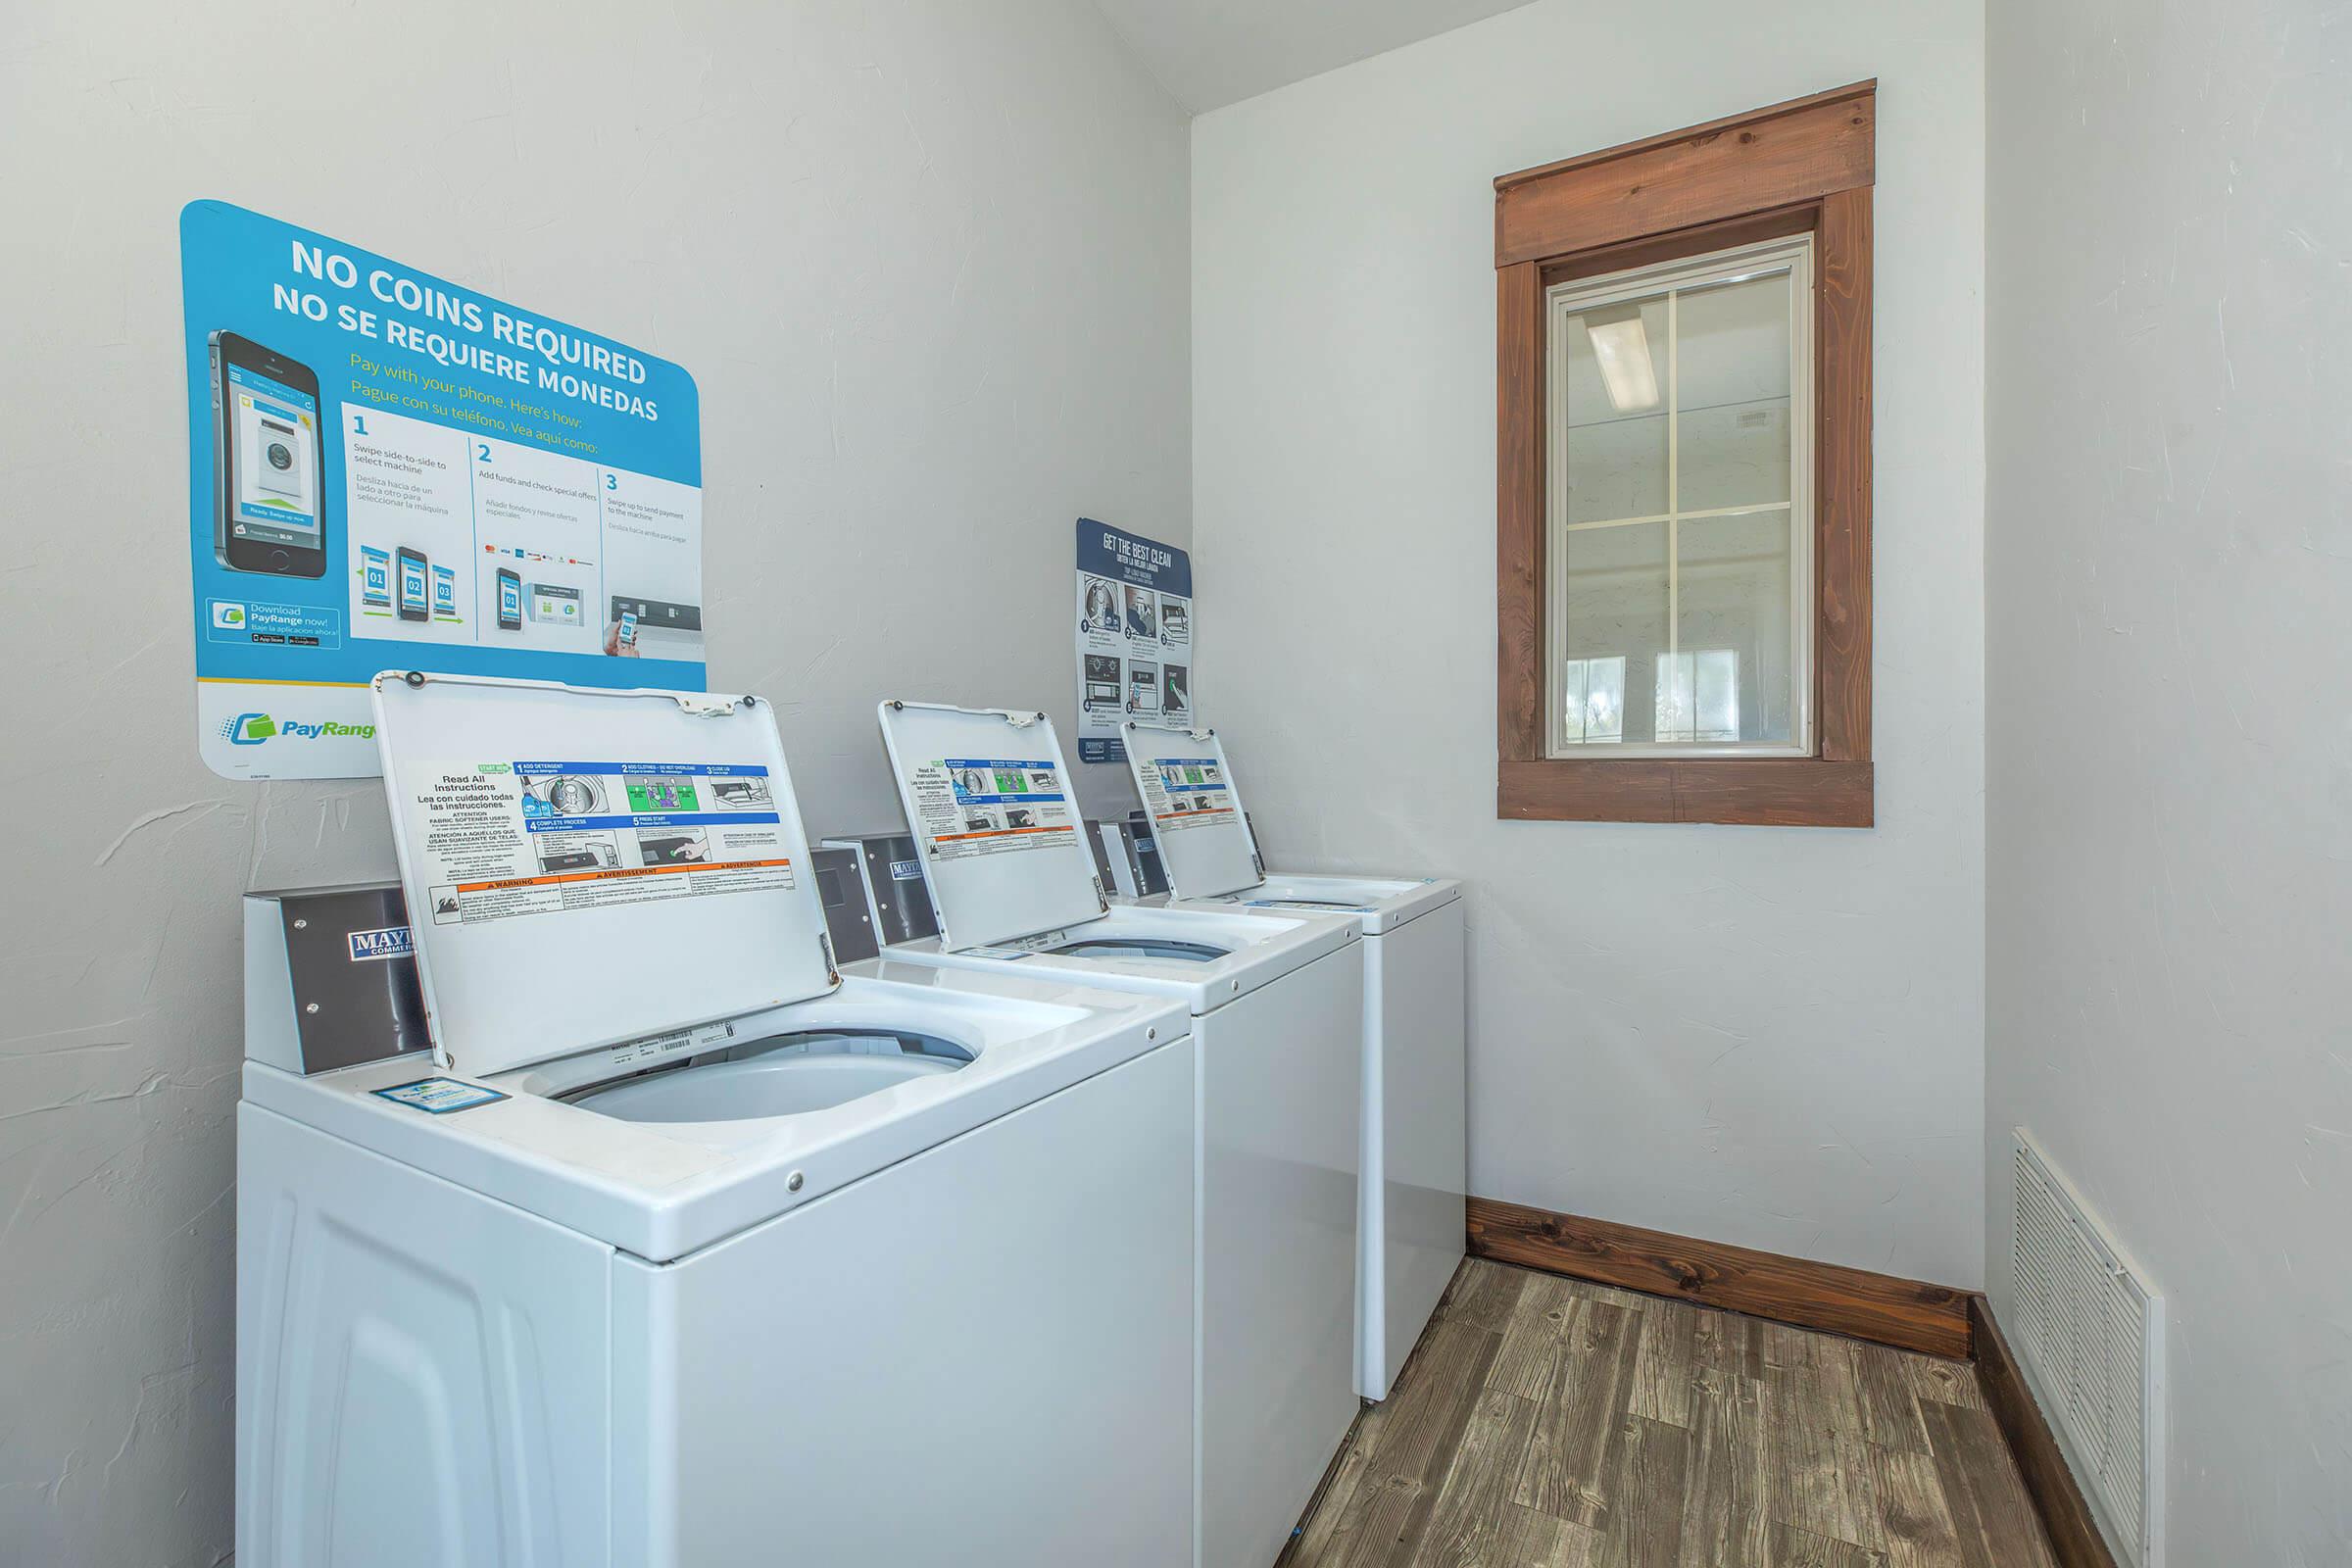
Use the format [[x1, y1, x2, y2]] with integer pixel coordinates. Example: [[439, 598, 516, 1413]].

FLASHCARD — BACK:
[[569, 1028, 974, 1123], [1046, 937, 1230, 963]]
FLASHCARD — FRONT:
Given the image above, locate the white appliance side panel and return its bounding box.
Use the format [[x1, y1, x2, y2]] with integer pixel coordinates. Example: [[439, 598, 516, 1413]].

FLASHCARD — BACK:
[[1098, 820, 1146, 898], [236, 1104, 612, 1568], [1119, 723, 1261, 900], [1364, 903, 1468, 1399], [1200, 946, 1364, 1568], [243, 894, 301, 1074], [614, 1040, 1198, 1568]]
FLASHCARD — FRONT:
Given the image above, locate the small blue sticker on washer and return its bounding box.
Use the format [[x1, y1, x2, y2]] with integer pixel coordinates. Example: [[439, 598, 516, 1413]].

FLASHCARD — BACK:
[[889, 858, 923, 881], [373, 1077, 510, 1114]]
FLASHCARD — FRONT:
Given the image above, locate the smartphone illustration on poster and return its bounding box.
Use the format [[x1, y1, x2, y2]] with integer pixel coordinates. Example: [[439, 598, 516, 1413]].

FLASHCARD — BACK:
[[397, 547, 429, 622], [617, 610, 638, 650], [360, 545, 391, 608], [497, 567, 522, 631], [209, 331, 326, 578]]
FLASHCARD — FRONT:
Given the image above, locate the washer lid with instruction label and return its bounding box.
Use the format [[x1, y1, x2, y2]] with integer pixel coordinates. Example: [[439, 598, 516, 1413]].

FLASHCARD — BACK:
[[371, 673, 840, 1078], [1119, 722, 1263, 901], [875, 702, 1107, 953]]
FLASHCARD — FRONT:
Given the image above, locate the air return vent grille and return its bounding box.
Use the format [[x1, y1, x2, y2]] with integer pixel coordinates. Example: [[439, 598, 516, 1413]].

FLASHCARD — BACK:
[[2010, 1129, 2166, 1568]]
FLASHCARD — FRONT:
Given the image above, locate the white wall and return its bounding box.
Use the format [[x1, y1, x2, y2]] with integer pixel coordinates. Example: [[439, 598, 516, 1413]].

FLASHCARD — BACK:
[[1192, 0, 1987, 1286], [0, 3, 1188, 1561], [1984, 0, 2352, 1559]]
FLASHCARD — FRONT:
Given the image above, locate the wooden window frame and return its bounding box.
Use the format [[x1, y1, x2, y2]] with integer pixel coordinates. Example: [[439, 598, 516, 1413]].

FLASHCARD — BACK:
[[1496, 82, 1876, 827]]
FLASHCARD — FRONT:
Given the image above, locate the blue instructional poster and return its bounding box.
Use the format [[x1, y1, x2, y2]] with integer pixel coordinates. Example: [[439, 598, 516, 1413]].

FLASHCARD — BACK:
[[181, 201, 706, 780], [1074, 518, 1194, 764]]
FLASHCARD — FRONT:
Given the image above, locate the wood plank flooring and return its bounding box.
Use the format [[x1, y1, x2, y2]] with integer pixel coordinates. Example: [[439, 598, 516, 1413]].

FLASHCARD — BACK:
[[1280, 1259, 2058, 1568]]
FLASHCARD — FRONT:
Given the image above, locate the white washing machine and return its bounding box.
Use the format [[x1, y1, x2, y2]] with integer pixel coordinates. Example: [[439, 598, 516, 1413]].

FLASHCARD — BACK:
[[235, 673, 1200, 1568], [1121, 720, 1465, 1402], [869, 701, 1365, 1568]]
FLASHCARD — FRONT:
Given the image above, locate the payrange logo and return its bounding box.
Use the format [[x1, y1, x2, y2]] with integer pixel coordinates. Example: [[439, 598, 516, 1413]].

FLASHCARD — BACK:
[[221, 711, 275, 745], [220, 711, 376, 747]]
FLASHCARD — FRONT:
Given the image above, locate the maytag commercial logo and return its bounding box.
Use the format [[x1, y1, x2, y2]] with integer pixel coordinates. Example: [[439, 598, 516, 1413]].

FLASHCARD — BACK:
[[346, 925, 415, 962], [219, 711, 376, 747]]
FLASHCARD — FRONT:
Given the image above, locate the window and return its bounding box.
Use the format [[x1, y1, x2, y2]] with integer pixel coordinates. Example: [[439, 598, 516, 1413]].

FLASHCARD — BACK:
[[1496, 82, 1876, 825], [1548, 238, 1812, 758]]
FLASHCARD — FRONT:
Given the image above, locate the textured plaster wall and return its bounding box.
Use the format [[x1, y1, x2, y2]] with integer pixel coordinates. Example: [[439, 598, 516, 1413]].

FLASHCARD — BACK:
[[1190, 0, 1989, 1287], [0, 4, 1189, 1562], [1984, 0, 2352, 1559]]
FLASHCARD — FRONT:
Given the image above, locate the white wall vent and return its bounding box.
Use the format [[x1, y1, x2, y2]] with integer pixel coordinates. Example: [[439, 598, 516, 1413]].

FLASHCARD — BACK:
[[2010, 1129, 2167, 1568]]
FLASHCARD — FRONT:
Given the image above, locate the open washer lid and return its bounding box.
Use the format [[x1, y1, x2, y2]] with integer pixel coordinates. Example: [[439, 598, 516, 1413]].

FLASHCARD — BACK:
[[371, 672, 840, 1078], [1119, 721, 1263, 901], [875, 702, 1107, 952]]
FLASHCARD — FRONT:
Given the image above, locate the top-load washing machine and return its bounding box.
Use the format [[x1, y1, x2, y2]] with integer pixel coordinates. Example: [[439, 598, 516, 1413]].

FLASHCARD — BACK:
[[1122, 720, 1466, 1402], [868, 701, 1364, 1568], [235, 673, 1200, 1568]]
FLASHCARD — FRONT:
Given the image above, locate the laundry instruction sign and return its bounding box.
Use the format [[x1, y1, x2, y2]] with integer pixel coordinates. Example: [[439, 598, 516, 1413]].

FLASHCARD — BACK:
[[1074, 519, 1194, 763], [181, 201, 707, 781], [399, 759, 792, 928]]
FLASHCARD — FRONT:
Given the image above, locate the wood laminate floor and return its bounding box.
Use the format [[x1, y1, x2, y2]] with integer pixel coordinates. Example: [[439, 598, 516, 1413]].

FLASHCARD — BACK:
[[1281, 1259, 2059, 1568]]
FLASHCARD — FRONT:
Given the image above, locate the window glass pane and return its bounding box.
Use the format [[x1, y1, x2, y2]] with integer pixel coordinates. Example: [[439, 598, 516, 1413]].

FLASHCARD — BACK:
[[1676, 510, 1794, 744], [1691, 649, 1739, 741], [1675, 271, 1792, 514], [1559, 659, 1589, 741], [1559, 656, 1626, 744], [1559, 296, 1671, 523], [1652, 651, 1740, 743], [1561, 520, 1667, 744], [1653, 653, 1694, 742]]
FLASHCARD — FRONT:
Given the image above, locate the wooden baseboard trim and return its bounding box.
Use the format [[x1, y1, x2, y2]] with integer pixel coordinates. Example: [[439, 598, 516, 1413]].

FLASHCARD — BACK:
[[1968, 1296, 2123, 1568], [1464, 1196, 1972, 1358]]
